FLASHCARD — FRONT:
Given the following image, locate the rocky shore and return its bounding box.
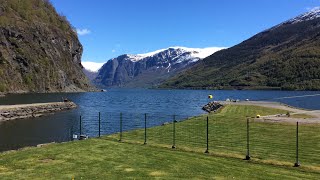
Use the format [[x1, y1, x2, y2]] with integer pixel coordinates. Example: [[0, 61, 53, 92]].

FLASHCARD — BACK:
[[202, 102, 223, 113], [0, 102, 77, 121]]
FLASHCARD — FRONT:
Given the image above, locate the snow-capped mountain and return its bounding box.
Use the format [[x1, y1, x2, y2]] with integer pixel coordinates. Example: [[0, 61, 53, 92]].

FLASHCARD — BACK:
[[285, 7, 320, 24], [161, 8, 320, 90], [93, 47, 225, 88], [138, 47, 225, 60], [107, 47, 224, 63], [268, 7, 320, 31]]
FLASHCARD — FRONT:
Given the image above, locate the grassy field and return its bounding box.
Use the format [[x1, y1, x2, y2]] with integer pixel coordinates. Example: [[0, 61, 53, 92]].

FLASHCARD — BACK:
[[1, 138, 320, 179], [0, 105, 320, 179], [290, 113, 315, 118], [108, 105, 320, 170]]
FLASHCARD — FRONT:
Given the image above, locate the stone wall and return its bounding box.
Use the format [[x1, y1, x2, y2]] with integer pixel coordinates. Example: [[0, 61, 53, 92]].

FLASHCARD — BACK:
[[0, 102, 77, 121], [202, 102, 223, 113]]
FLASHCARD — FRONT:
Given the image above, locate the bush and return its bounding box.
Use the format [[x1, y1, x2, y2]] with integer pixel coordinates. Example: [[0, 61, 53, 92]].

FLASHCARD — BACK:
[[286, 112, 291, 117], [0, 83, 6, 92]]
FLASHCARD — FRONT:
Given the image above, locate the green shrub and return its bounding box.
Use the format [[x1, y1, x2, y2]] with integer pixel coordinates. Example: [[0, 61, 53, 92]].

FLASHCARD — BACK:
[[0, 83, 6, 92], [24, 74, 33, 86]]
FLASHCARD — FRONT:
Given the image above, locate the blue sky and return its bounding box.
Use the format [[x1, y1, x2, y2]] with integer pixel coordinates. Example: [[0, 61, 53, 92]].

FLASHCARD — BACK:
[[50, 0, 319, 65]]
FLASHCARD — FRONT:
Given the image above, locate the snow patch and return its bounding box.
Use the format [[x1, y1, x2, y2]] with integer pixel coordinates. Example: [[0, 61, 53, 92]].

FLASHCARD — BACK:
[[137, 46, 226, 62], [138, 48, 168, 57], [96, 46, 226, 66], [170, 46, 226, 59], [268, 7, 320, 31], [166, 63, 171, 72], [125, 54, 145, 62], [286, 7, 320, 24]]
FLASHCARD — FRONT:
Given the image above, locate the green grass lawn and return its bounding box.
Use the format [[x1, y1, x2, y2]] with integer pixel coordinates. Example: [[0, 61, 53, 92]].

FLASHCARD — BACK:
[[290, 113, 315, 118], [108, 105, 320, 170], [0, 138, 320, 179], [1, 105, 320, 179]]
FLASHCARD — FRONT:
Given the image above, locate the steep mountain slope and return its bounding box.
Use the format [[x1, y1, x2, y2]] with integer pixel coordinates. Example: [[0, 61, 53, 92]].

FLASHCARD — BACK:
[[94, 47, 224, 88], [83, 68, 98, 81], [0, 0, 92, 92], [161, 8, 320, 90]]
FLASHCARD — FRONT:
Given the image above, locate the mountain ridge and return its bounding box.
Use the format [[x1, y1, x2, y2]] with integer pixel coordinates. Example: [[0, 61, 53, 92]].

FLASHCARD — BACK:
[[161, 9, 320, 90], [92, 47, 225, 88]]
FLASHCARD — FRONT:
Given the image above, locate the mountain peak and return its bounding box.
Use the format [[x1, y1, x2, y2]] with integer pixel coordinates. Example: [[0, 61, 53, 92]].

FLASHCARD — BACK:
[[137, 46, 226, 60], [285, 7, 320, 25], [265, 7, 320, 32], [123, 54, 145, 62], [83, 47, 225, 73], [94, 46, 225, 88]]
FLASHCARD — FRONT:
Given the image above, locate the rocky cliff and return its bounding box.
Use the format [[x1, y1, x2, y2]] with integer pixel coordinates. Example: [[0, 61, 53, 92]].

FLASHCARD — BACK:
[[0, 0, 92, 93], [94, 47, 224, 88]]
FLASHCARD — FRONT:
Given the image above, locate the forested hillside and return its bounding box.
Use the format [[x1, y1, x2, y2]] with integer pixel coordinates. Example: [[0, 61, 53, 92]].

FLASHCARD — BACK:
[[161, 9, 320, 90]]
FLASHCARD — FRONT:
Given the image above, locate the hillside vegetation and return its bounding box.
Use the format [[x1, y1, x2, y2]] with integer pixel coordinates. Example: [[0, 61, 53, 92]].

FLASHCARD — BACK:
[[161, 16, 320, 90], [0, 0, 92, 92]]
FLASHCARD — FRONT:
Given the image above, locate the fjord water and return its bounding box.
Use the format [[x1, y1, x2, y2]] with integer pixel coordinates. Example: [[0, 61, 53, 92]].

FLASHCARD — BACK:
[[0, 89, 320, 151]]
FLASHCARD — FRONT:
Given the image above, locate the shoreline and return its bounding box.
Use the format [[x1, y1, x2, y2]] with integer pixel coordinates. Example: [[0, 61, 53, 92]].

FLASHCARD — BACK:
[[219, 101, 320, 124], [1, 100, 319, 153], [156, 86, 320, 91], [0, 90, 103, 97], [0, 102, 77, 122]]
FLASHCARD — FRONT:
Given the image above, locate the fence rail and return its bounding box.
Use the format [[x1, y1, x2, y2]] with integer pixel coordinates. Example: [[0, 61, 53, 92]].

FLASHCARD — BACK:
[[72, 112, 320, 168]]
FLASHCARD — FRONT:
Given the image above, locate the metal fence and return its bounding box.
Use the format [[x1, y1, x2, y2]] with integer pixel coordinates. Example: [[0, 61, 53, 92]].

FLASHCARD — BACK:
[[71, 112, 320, 168]]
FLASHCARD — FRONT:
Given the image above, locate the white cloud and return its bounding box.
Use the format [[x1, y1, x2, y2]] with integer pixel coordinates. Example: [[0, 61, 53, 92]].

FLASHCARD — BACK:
[[82, 61, 104, 72], [76, 28, 91, 36], [112, 49, 116, 53]]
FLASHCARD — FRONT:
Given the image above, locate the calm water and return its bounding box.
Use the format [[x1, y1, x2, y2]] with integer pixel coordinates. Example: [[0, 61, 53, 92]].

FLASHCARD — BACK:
[[0, 89, 319, 151]]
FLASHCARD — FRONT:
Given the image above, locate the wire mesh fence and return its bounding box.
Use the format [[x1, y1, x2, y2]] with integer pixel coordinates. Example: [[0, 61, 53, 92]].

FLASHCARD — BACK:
[[250, 120, 296, 164], [71, 111, 320, 168]]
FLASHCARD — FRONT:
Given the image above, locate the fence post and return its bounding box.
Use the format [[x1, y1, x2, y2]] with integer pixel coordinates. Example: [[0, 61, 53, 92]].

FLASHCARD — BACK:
[[245, 118, 251, 160], [70, 125, 74, 141], [79, 115, 82, 136], [294, 122, 300, 167], [119, 112, 123, 142], [172, 115, 176, 149], [144, 113, 147, 145], [205, 116, 209, 153], [98, 112, 101, 137]]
